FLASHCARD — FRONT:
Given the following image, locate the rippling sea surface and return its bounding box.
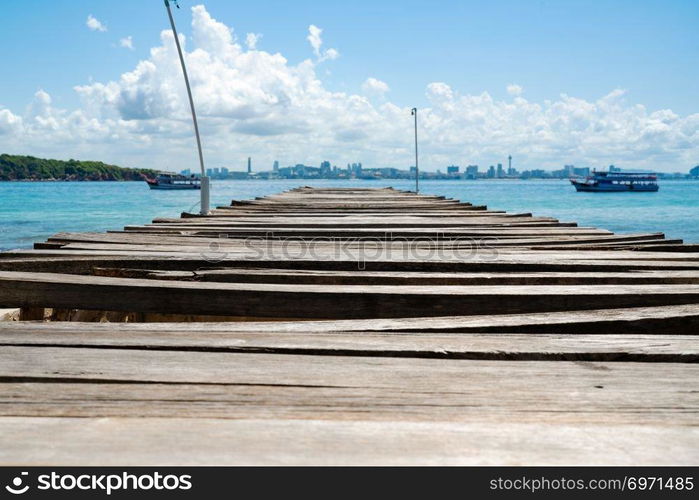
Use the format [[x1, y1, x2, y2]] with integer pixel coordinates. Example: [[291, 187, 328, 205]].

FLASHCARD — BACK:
[[1, 178, 697, 250]]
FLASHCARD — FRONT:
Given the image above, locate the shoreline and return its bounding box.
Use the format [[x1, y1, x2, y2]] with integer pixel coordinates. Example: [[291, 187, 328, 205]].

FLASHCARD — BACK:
[[1, 177, 696, 182]]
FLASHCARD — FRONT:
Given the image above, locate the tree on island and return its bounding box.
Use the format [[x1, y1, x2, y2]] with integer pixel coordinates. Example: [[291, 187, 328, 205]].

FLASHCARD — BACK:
[[0, 154, 160, 181]]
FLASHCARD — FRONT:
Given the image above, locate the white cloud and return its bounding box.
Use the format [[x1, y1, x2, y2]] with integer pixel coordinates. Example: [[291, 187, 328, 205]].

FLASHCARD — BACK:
[[307, 24, 339, 62], [427, 82, 454, 101], [323, 48, 340, 61], [507, 84, 523, 96], [1, 5, 698, 173], [119, 36, 134, 50], [245, 33, 262, 50], [86, 15, 107, 32], [0, 108, 22, 135], [362, 77, 390, 96], [307, 25, 323, 56]]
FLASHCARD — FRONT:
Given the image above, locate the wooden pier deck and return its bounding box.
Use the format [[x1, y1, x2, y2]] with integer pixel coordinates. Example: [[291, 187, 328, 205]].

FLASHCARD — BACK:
[[0, 187, 697, 465]]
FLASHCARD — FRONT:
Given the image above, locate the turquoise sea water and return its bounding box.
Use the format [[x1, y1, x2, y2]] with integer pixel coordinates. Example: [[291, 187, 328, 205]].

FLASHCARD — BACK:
[[0, 179, 697, 250]]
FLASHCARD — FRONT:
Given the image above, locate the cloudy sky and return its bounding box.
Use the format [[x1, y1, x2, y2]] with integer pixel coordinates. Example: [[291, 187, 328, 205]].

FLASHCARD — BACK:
[[0, 0, 698, 172]]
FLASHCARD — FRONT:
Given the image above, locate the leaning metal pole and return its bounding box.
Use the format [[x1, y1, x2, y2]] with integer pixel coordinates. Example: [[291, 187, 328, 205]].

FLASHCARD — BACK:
[[411, 107, 419, 194], [164, 0, 209, 214]]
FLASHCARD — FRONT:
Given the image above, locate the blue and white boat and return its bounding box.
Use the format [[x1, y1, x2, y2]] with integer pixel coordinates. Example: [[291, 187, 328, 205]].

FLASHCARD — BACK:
[[570, 170, 659, 192], [145, 174, 201, 190]]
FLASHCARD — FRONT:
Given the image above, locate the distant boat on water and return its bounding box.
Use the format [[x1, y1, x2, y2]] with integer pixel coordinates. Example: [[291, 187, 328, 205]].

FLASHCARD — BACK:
[[570, 170, 659, 192], [145, 174, 201, 190]]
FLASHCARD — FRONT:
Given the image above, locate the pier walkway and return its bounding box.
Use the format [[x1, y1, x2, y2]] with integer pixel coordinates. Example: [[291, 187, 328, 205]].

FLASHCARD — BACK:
[[0, 187, 697, 464]]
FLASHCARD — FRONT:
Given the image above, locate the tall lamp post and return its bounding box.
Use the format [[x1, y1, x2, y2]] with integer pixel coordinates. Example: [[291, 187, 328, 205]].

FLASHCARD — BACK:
[[411, 107, 419, 194], [163, 0, 209, 214]]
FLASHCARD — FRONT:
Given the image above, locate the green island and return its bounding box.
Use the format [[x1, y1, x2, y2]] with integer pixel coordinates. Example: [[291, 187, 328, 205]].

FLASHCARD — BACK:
[[0, 154, 160, 181]]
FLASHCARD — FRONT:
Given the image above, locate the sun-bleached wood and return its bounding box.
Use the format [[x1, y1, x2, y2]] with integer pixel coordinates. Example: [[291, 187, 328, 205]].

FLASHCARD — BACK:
[[1, 186, 697, 466]]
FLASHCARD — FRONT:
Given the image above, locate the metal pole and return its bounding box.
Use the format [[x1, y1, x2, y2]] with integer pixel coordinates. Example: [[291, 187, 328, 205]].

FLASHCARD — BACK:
[[164, 0, 209, 214], [411, 108, 419, 194]]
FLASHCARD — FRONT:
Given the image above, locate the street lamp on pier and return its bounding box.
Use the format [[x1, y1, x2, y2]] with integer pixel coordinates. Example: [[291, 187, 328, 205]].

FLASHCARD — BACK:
[[411, 107, 419, 194], [163, 0, 210, 214]]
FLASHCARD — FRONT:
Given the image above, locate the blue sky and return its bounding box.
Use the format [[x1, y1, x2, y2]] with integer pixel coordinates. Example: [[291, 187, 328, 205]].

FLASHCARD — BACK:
[[0, 0, 698, 171]]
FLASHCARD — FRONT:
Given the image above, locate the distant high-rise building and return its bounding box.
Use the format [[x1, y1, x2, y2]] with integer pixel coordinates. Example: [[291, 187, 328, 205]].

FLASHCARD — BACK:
[[320, 161, 331, 177], [507, 155, 515, 176], [487, 166, 496, 178], [465, 165, 479, 179], [497, 163, 505, 178], [273, 160, 279, 172], [447, 165, 460, 176], [206, 168, 213, 177]]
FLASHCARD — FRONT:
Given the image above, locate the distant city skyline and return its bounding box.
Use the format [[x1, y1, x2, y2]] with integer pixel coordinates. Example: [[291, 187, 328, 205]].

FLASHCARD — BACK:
[[182, 159, 697, 181], [0, 1, 698, 172]]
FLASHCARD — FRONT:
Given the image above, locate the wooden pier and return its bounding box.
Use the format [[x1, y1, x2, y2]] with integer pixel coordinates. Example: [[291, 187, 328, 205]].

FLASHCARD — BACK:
[[0, 187, 697, 465]]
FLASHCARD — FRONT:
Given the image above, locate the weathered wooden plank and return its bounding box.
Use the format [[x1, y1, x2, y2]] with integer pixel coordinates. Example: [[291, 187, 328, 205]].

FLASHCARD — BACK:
[[0, 346, 696, 420], [0, 377, 696, 425], [1, 416, 694, 465], [55, 241, 692, 258], [49, 228, 624, 244], [123, 226, 614, 236], [48, 236, 677, 253], [1, 325, 696, 361], [155, 228, 602, 239], [4, 253, 699, 276], [534, 239, 685, 250], [12, 246, 699, 278], [2, 271, 699, 318], [216, 205, 490, 212], [261, 195, 454, 201], [12, 246, 699, 262], [0, 347, 696, 455], [10, 304, 689, 333], [209, 209, 509, 216], [149, 216, 563, 226], [91, 267, 699, 285], [239, 194, 465, 201], [187, 303, 696, 334]]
